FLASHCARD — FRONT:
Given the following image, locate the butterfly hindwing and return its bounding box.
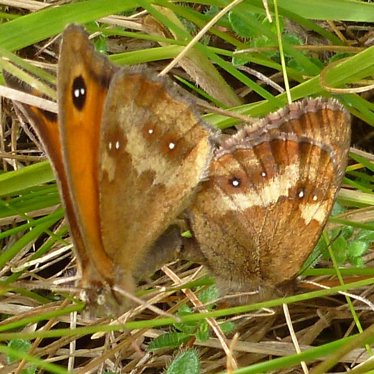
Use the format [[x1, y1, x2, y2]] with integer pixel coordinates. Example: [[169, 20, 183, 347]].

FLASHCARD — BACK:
[[99, 69, 214, 294], [188, 98, 350, 299]]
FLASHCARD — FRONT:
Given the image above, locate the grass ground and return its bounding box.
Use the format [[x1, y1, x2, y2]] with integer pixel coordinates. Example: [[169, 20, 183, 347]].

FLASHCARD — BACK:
[[0, 1, 374, 373]]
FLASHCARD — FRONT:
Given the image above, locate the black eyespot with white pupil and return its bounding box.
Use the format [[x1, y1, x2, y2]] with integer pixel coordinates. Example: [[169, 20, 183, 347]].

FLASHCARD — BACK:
[[72, 75, 86, 111], [229, 177, 241, 188]]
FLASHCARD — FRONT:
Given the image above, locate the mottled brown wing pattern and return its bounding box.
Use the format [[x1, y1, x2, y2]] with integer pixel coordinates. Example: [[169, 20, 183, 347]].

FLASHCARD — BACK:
[[99, 69, 214, 297], [5, 25, 215, 313], [188, 98, 350, 300], [226, 98, 350, 172]]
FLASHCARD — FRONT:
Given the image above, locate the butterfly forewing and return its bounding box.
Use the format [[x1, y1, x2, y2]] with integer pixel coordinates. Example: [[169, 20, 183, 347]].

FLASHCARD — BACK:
[[6, 24, 215, 312], [58, 25, 119, 288], [99, 69, 214, 294], [3, 71, 95, 284]]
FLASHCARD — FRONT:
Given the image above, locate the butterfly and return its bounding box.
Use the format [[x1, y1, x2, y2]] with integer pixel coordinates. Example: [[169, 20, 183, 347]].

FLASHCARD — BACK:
[[186, 98, 351, 302], [5, 24, 215, 312]]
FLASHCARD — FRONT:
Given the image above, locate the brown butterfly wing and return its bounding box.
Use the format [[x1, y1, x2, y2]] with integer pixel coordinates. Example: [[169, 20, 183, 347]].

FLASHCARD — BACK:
[[99, 69, 214, 294], [189, 99, 350, 298], [236, 98, 350, 175], [6, 25, 212, 311], [57, 25, 119, 292], [3, 72, 92, 281]]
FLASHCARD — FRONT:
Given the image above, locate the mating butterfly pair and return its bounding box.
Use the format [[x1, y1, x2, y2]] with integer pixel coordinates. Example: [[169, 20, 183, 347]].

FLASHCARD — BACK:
[[5, 24, 351, 312]]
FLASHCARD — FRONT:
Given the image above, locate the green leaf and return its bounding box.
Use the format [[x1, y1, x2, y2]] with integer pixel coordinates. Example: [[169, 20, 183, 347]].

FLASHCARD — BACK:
[[347, 241, 369, 259], [229, 11, 261, 38], [357, 228, 374, 243], [7, 339, 32, 364], [175, 304, 197, 335], [166, 349, 200, 374], [0, 162, 54, 197], [0, 0, 137, 51], [148, 332, 190, 351], [219, 321, 236, 335], [196, 322, 209, 342], [7, 340, 36, 374], [331, 236, 348, 264], [198, 285, 219, 306]]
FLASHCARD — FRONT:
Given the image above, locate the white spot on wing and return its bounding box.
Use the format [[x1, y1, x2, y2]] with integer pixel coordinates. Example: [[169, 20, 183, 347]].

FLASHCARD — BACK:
[[102, 106, 210, 187], [216, 163, 299, 211], [74, 87, 85, 98], [231, 178, 240, 187]]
